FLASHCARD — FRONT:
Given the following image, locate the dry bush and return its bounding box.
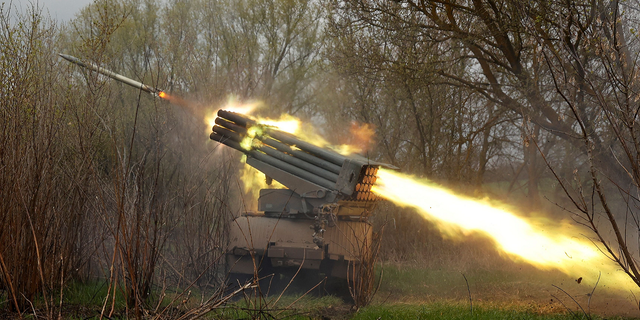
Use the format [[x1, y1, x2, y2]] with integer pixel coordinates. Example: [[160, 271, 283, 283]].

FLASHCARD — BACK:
[[60, 3, 240, 316], [0, 4, 90, 315], [347, 225, 383, 309]]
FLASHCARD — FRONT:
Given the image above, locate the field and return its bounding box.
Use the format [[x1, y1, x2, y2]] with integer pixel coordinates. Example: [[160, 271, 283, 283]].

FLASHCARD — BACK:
[[367, 263, 639, 319], [11, 261, 633, 319], [202, 262, 640, 319]]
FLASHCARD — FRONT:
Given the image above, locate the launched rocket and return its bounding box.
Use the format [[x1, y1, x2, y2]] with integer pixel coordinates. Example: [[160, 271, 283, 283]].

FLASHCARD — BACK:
[[59, 53, 166, 99]]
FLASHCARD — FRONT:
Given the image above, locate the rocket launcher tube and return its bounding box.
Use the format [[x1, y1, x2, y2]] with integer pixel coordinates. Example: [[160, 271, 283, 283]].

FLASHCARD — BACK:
[[212, 125, 243, 143], [210, 132, 337, 190], [255, 141, 340, 183], [59, 54, 164, 97], [265, 130, 346, 167], [215, 111, 343, 174], [212, 125, 340, 182], [213, 110, 399, 202], [214, 117, 249, 135], [217, 110, 255, 128], [216, 110, 347, 166], [258, 136, 343, 175]]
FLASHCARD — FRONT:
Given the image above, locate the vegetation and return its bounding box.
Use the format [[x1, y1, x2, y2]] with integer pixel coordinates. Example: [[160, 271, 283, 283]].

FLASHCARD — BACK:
[[44, 265, 639, 319], [352, 303, 613, 320], [2, 0, 640, 318]]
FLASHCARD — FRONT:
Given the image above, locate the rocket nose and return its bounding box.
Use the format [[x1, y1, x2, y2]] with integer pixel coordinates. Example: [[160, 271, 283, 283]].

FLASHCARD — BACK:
[[59, 53, 79, 64]]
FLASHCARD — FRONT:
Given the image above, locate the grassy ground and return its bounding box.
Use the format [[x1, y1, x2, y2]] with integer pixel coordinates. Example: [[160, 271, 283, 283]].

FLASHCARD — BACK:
[[3, 262, 638, 319], [193, 262, 639, 319], [369, 262, 639, 319], [352, 303, 614, 320]]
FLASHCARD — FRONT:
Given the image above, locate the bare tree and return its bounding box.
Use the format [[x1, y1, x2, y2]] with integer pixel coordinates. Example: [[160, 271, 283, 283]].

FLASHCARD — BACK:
[[328, 0, 640, 289], [527, 0, 640, 287]]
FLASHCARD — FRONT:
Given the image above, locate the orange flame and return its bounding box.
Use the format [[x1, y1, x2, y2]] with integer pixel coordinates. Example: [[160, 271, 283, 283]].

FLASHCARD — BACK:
[[156, 90, 204, 122], [372, 168, 637, 293], [205, 99, 260, 132], [333, 122, 376, 155]]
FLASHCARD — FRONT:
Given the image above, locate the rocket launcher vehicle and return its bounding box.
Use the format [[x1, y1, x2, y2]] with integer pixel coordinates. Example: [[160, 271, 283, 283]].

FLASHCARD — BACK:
[[210, 110, 397, 219]]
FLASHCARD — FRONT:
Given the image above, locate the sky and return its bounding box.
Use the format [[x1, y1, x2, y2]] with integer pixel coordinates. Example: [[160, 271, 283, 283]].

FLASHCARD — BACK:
[[15, 0, 93, 22]]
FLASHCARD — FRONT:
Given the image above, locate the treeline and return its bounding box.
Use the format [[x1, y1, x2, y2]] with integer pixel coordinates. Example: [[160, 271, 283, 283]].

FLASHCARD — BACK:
[[2, 0, 640, 316], [326, 0, 640, 273]]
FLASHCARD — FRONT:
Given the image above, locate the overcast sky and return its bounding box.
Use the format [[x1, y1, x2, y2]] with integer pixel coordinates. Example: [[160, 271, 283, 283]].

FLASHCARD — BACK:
[[16, 0, 93, 22]]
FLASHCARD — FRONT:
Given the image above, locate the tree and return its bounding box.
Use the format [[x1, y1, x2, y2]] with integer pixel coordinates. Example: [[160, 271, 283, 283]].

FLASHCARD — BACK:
[[329, 0, 640, 288], [326, 0, 512, 185], [528, 0, 640, 287]]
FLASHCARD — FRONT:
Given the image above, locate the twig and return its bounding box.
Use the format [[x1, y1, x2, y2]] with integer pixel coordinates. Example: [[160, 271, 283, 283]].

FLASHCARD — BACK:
[[552, 284, 591, 320], [462, 273, 473, 316], [59, 254, 64, 320], [22, 294, 36, 319], [551, 294, 578, 319], [0, 252, 21, 316], [587, 272, 601, 314]]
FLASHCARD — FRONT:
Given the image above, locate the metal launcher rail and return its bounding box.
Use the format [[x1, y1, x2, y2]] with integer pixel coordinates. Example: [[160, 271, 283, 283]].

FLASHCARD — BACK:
[[210, 110, 395, 219]]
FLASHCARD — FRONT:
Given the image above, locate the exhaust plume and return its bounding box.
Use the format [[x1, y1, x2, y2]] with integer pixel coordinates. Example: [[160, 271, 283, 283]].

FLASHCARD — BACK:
[[372, 168, 637, 293]]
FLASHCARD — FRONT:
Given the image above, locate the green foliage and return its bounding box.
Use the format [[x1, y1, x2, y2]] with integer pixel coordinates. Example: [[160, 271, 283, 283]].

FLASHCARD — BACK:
[[353, 303, 607, 320], [64, 281, 126, 309], [209, 294, 344, 319]]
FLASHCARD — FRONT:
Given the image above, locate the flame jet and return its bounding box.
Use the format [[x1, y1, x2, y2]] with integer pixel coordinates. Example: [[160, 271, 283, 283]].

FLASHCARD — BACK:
[[59, 53, 167, 98]]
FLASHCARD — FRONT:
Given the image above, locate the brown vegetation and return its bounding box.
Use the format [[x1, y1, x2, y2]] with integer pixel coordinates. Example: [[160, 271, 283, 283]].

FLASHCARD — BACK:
[[0, 5, 86, 315]]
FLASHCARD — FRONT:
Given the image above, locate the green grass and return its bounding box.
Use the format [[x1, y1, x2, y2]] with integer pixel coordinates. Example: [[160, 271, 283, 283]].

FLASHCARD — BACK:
[[211, 298, 629, 320], [353, 302, 621, 320], [206, 294, 344, 319], [9, 263, 637, 319], [372, 263, 640, 319], [377, 263, 553, 300], [202, 262, 638, 319], [64, 280, 127, 309]]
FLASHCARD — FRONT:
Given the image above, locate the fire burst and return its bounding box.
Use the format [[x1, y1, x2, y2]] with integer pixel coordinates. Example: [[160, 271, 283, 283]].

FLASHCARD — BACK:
[[207, 102, 373, 156], [372, 168, 636, 292]]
